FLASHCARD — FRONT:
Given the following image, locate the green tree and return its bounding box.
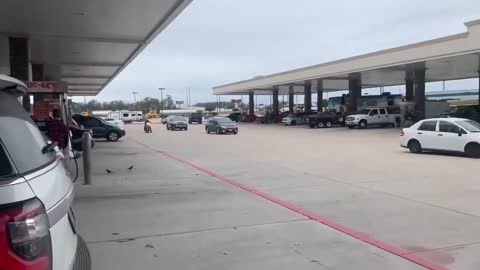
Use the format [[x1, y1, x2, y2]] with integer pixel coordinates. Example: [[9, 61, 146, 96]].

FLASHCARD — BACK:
[[161, 95, 176, 110]]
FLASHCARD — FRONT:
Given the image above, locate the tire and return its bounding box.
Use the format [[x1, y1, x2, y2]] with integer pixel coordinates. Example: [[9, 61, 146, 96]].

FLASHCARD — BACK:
[[348, 126, 355, 129], [359, 120, 367, 129], [233, 131, 238, 135], [408, 140, 422, 154], [290, 120, 297, 126], [166, 125, 170, 130], [338, 117, 344, 123], [206, 127, 210, 134], [318, 122, 325, 128], [216, 127, 221, 134], [325, 121, 333, 128], [106, 131, 119, 142], [309, 124, 316, 129], [184, 127, 188, 131], [465, 143, 480, 158]]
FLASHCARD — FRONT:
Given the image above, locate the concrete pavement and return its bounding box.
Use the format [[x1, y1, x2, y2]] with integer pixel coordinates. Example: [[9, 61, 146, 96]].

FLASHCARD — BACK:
[[74, 121, 480, 269]]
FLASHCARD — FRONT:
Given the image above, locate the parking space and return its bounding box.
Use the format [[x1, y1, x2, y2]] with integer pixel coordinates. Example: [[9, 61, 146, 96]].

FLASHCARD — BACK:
[[74, 121, 480, 269]]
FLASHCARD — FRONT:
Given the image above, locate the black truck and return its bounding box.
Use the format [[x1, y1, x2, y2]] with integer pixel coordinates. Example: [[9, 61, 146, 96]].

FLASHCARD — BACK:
[[307, 112, 345, 128]]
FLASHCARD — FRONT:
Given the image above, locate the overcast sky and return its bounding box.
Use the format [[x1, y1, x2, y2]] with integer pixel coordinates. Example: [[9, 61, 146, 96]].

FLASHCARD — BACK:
[[90, 0, 480, 104]]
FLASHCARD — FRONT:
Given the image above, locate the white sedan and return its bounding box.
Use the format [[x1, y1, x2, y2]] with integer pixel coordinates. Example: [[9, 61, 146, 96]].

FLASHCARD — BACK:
[[400, 118, 480, 157]]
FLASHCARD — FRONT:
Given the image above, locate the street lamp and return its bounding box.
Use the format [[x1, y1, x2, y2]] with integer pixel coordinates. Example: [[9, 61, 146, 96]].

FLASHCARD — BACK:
[[158, 88, 166, 115], [132, 91, 139, 103]]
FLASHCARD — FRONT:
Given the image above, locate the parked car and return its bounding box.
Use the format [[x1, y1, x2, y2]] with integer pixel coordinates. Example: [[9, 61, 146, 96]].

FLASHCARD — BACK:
[[104, 117, 124, 127], [345, 107, 402, 129], [274, 111, 290, 123], [240, 114, 257, 122], [307, 112, 345, 128], [69, 120, 95, 152], [166, 116, 188, 131], [400, 118, 480, 157], [282, 112, 310, 126], [227, 112, 242, 122], [0, 75, 90, 270], [205, 117, 238, 134], [188, 112, 203, 124], [73, 115, 126, 141], [440, 105, 480, 123]]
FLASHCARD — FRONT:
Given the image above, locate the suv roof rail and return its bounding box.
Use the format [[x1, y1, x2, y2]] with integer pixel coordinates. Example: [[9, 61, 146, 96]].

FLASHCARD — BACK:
[[0, 74, 28, 96]]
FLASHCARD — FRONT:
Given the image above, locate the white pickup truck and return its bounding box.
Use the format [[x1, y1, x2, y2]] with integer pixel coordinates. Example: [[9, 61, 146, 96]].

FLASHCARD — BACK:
[[345, 107, 402, 129]]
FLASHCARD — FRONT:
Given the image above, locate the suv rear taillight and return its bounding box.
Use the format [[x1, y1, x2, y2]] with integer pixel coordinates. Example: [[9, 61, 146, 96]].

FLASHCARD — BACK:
[[400, 130, 405, 136], [0, 198, 52, 270]]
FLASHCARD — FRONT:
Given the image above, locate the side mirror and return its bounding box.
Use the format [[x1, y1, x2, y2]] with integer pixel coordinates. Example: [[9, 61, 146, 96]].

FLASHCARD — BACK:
[[457, 129, 465, 136]]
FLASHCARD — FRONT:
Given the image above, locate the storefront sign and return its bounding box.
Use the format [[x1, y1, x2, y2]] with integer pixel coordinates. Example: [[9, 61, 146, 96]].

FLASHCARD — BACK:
[[26, 81, 66, 93]]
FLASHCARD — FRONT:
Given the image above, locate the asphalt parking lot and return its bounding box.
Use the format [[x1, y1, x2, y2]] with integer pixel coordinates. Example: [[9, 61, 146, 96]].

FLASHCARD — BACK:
[[75, 120, 480, 270]]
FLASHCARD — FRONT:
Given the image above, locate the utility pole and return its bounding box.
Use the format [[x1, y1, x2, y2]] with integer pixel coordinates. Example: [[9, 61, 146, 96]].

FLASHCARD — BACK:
[[158, 88, 166, 115]]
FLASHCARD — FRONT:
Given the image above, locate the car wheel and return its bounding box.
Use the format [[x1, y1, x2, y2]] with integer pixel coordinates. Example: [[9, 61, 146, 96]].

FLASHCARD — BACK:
[[408, 140, 422, 154], [338, 117, 344, 123], [206, 127, 210, 134], [318, 122, 325, 128], [465, 143, 480, 158], [107, 131, 119, 142], [216, 127, 221, 134], [348, 126, 355, 129], [233, 131, 238, 135], [309, 124, 316, 128], [359, 120, 367, 129], [326, 121, 333, 128], [166, 125, 170, 130], [184, 127, 188, 131]]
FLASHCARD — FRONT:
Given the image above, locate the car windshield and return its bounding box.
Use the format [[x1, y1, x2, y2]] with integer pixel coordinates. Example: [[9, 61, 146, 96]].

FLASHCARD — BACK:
[[216, 118, 233, 123], [456, 120, 480, 132], [171, 116, 185, 121]]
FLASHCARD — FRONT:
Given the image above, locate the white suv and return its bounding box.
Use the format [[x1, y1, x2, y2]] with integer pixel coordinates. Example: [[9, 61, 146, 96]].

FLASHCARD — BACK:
[[0, 75, 90, 270]]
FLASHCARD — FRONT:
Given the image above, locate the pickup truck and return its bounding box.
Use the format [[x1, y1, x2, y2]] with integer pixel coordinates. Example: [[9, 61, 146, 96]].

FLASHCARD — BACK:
[[307, 112, 345, 128], [345, 107, 402, 129]]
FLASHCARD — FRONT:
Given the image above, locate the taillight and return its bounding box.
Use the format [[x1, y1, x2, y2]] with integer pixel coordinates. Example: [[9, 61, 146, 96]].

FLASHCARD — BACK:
[[0, 198, 52, 270], [400, 130, 405, 136]]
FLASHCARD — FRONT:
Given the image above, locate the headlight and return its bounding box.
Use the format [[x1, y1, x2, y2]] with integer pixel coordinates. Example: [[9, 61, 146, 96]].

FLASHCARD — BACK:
[[220, 125, 227, 129]]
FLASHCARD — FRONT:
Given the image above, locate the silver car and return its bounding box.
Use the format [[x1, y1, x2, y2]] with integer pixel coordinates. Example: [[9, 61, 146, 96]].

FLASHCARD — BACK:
[[0, 75, 90, 270], [166, 115, 189, 131]]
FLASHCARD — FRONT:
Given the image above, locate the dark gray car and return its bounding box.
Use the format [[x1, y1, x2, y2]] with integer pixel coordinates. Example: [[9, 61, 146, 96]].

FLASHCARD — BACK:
[[205, 117, 238, 134]]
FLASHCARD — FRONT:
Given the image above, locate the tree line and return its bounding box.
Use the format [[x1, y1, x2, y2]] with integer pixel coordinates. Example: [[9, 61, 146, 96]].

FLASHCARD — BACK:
[[71, 96, 244, 113], [72, 96, 177, 113]]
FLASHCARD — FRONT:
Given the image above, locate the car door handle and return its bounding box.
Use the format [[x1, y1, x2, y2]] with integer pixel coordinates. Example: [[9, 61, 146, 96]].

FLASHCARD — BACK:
[[417, 132, 422, 135], [438, 134, 443, 136]]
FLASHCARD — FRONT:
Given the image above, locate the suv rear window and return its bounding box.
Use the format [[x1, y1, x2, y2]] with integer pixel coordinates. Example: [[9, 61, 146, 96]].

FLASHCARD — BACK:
[[0, 92, 56, 174]]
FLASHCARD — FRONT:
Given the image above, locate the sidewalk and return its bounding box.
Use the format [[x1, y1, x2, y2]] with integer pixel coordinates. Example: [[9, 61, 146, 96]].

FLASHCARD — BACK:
[[73, 138, 428, 270]]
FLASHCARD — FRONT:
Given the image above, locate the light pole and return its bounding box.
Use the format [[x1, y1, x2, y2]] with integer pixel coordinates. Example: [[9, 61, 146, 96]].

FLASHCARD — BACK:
[[158, 88, 166, 115], [132, 91, 139, 103]]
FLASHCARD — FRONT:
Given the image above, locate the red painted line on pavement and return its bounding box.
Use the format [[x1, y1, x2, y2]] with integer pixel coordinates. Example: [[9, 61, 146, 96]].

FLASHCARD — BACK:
[[130, 138, 448, 270]]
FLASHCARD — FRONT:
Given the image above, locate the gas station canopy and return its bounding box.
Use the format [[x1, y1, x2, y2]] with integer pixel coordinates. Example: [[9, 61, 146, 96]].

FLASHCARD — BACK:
[[0, 0, 192, 96], [213, 19, 480, 95]]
